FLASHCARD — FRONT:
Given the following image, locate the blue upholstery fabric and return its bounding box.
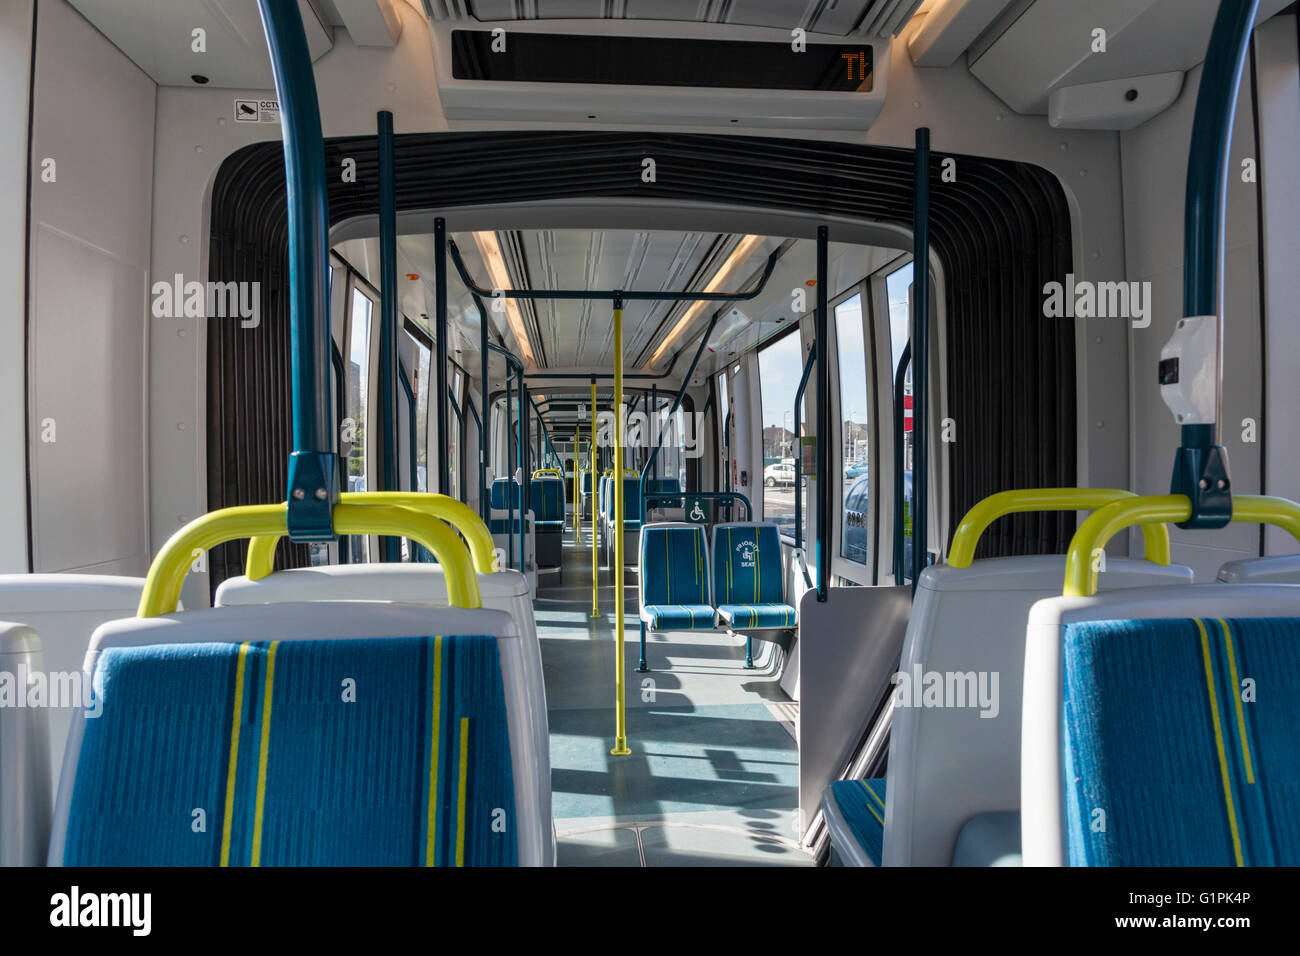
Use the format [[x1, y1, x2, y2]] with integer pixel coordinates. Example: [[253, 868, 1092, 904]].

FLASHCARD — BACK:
[[581, 472, 593, 496], [489, 517, 531, 534], [601, 477, 643, 527], [529, 477, 566, 526], [490, 479, 522, 511], [712, 524, 790, 629], [642, 605, 717, 630], [717, 603, 796, 629], [829, 778, 888, 866], [641, 524, 708, 606], [63, 636, 517, 867], [1062, 617, 1300, 866]]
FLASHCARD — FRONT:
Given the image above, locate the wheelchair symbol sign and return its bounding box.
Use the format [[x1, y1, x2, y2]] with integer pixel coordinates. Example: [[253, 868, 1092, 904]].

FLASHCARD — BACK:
[[687, 498, 708, 524]]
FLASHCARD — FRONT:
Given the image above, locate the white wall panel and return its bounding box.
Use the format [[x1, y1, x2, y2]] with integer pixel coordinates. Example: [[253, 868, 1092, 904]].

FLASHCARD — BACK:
[[27, 0, 155, 575], [0, 0, 35, 571]]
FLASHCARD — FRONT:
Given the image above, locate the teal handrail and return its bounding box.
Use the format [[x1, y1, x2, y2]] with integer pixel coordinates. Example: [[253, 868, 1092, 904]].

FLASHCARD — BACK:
[[257, 0, 336, 539]]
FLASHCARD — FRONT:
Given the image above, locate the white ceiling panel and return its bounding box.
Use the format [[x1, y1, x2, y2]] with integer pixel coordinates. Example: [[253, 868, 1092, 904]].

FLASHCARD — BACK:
[[67, 0, 332, 87]]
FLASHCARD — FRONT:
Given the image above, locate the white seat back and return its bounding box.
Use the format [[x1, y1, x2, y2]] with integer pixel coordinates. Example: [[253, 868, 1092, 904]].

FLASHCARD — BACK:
[[885, 555, 1192, 866], [0, 575, 145, 798], [50, 602, 550, 866], [1022, 582, 1300, 866]]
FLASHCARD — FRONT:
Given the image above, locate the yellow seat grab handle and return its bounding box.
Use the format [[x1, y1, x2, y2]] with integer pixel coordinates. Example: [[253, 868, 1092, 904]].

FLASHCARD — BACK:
[[245, 491, 499, 580], [141, 502, 482, 617], [948, 488, 1172, 570], [1064, 493, 1300, 596], [532, 468, 563, 479]]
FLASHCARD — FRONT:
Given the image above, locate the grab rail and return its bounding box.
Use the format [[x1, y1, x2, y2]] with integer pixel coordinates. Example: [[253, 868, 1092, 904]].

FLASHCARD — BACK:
[[1063, 494, 1300, 596], [244, 491, 499, 580], [948, 488, 1172, 570], [142, 501, 481, 617]]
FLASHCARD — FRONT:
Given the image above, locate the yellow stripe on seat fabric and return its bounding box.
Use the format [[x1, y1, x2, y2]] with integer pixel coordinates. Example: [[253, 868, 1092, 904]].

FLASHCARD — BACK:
[[425, 635, 443, 867], [219, 642, 252, 868], [1196, 619, 1245, 867], [250, 641, 280, 867], [1217, 618, 1256, 785]]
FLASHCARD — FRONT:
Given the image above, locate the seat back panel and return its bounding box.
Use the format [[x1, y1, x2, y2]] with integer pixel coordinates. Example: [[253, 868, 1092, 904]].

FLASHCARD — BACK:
[[1063, 616, 1300, 867], [711, 523, 784, 607], [63, 635, 516, 867], [886, 556, 1193, 867], [639, 523, 709, 608]]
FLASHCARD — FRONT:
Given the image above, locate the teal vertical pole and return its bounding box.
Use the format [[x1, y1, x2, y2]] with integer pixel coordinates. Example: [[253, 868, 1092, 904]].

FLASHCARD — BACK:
[[911, 129, 930, 593], [815, 225, 830, 600], [1169, 0, 1256, 527], [257, 0, 336, 539], [435, 217, 451, 496], [377, 110, 399, 562]]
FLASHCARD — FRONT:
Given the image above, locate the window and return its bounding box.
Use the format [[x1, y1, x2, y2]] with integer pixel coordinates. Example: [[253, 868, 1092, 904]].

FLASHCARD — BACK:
[[836, 292, 872, 564], [347, 288, 373, 491], [886, 263, 915, 577], [757, 329, 804, 538], [406, 329, 431, 493], [346, 287, 373, 563], [449, 368, 463, 499], [717, 371, 730, 490]]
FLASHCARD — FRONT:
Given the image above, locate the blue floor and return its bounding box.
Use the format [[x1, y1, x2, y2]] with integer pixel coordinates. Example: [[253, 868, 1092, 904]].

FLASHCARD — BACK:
[[537, 530, 811, 866]]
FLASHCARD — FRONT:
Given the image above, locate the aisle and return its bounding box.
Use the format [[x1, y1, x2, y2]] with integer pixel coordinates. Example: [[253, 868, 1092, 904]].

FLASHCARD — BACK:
[[537, 529, 812, 866]]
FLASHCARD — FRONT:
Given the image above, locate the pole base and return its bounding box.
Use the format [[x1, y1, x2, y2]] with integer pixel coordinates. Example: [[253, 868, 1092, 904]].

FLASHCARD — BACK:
[[610, 744, 632, 756], [637, 663, 648, 673]]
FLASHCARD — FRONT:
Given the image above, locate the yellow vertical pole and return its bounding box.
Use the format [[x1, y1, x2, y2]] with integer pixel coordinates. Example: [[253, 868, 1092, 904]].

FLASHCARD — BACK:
[[590, 380, 599, 619], [611, 304, 631, 756]]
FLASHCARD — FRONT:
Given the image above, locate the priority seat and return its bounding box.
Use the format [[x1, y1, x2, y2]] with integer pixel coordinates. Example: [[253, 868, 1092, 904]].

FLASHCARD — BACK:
[[711, 522, 796, 631], [822, 555, 1193, 867], [48, 602, 549, 867], [637, 522, 715, 671], [1023, 583, 1300, 866]]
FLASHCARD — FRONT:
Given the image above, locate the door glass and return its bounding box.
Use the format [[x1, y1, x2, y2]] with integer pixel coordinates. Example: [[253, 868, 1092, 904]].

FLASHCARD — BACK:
[[836, 293, 871, 564], [758, 329, 803, 538]]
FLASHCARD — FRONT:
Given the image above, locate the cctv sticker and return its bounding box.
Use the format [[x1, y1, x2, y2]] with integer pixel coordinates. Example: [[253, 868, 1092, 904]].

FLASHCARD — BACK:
[[234, 98, 280, 123]]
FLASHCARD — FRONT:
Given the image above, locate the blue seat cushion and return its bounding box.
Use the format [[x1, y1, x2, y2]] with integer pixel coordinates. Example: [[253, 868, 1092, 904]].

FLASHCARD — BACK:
[[642, 604, 717, 631], [828, 778, 888, 865], [1063, 617, 1300, 866], [535, 520, 565, 531], [717, 603, 797, 629], [62, 635, 517, 866], [489, 517, 531, 533]]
